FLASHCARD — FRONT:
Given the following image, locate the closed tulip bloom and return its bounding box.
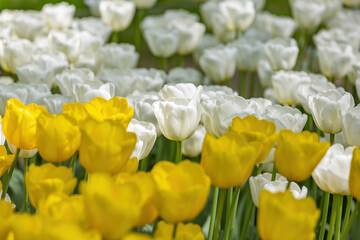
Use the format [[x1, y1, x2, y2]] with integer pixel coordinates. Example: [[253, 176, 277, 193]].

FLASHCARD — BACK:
[[263, 38, 299, 71], [25, 163, 77, 208], [85, 97, 134, 128], [97, 43, 139, 70], [42, 2, 75, 29], [254, 12, 297, 38], [350, 147, 360, 201], [43, 220, 102, 240], [155, 221, 205, 240], [143, 27, 179, 58], [230, 37, 263, 72], [55, 68, 97, 96], [80, 173, 145, 240], [312, 144, 354, 195], [127, 119, 157, 160], [199, 45, 237, 83], [73, 82, 115, 103], [62, 102, 88, 125], [36, 112, 81, 163], [153, 84, 202, 141], [42, 95, 73, 115], [211, 12, 236, 43], [8, 142, 38, 159], [257, 58, 275, 88], [0, 188, 14, 239], [275, 130, 330, 182], [250, 173, 308, 207], [100, 0, 135, 32], [48, 29, 82, 64], [219, 0, 255, 32], [11, 10, 45, 41], [72, 17, 112, 44], [317, 43, 355, 79], [290, 0, 325, 32], [2, 98, 46, 150], [115, 172, 158, 226], [192, 34, 219, 65], [308, 89, 354, 134], [258, 190, 320, 240], [79, 118, 137, 175], [227, 115, 279, 164], [201, 132, 259, 188], [264, 105, 307, 133], [343, 106, 360, 147], [0, 145, 14, 177], [151, 160, 210, 223], [183, 124, 206, 158]]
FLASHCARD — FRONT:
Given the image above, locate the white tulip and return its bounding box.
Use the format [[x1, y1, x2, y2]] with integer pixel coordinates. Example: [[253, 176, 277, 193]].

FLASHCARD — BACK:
[[257, 58, 275, 88], [56, 68, 97, 96], [199, 45, 237, 83], [290, 0, 325, 32], [263, 88, 279, 104], [321, 0, 342, 22], [247, 98, 273, 117], [0, 120, 5, 145], [250, 173, 308, 207], [323, 132, 348, 147], [308, 88, 355, 134], [133, 0, 157, 9], [192, 34, 220, 65], [99, 0, 136, 32], [243, 28, 272, 43], [201, 95, 255, 137], [264, 104, 307, 133], [42, 95, 74, 115], [0, 84, 27, 116], [23, 84, 52, 106], [230, 37, 263, 72], [348, 54, 360, 85], [0, 22, 13, 40], [314, 28, 360, 53], [97, 43, 139, 70], [85, 0, 101, 17], [312, 144, 354, 195], [0, 39, 34, 74], [211, 12, 237, 43], [219, 0, 255, 32], [317, 43, 355, 80], [72, 17, 112, 44], [127, 119, 157, 160], [326, 9, 360, 34], [271, 71, 311, 105], [153, 84, 202, 141], [42, 2, 75, 29], [0, 77, 13, 85], [263, 38, 299, 71], [252, 0, 266, 12], [74, 31, 103, 71], [342, 106, 360, 148], [163, 9, 199, 22], [182, 124, 206, 158], [167, 67, 203, 86], [48, 29, 82, 64], [8, 142, 38, 158], [12, 10, 45, 40], [254, 12, 297, 38], [201, 85, 238, 102], [73, 82, 115, 103], [143, 26, 179, 58]]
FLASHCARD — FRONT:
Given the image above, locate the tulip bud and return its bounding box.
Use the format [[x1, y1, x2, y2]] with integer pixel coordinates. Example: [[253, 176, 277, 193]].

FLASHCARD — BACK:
[[100, 0, 136, 32]]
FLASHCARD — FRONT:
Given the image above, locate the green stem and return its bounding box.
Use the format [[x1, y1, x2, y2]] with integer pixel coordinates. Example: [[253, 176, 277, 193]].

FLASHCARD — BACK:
[[343, 77, 348, 92], [249, 73, 255, 98], [353, 85, 359, 105], [224, 186, 241, 240], [134, 9, 145, 51], [330, 134, 335, 145], [342, 196, 353, 235], [311, 178, 317, 199], [271, 163, 277, 181], [239, 200, 254, 240], [238, 71, 247, 97], [174, 141, 182, 164], [1, 148, 20, 199], [140, 157, 148, 171], [319, 192, 330, 240], [162, 57, 167, 72], [327, 195, 338, 240], [208, 187, 219, 240], [213, 189, 226, 240], [69, 152, 77, 175], [84, 171, 88, 182], [23, 158, 28, 212], [334, 195, 343, 240], [155, 137, 164, 163], [111, 31, 119, 43], [179, 55, 184, 67], [340, 201, 360, 240], [172, 223, 178, 238], [256, 163, 263, 175]]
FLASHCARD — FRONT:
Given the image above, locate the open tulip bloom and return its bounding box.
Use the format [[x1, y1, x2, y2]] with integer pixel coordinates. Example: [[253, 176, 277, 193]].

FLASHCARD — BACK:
[[2, 1, 360, 239]]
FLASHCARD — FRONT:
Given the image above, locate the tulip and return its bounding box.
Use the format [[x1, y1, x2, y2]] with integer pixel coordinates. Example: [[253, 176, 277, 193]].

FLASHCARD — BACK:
[[0, 189, 14, 239], [211, 12, 236, 43], [229, 37, 263, 72], [250, 173, 308, 207], [42, 95, 74, 115], [350, 147, 360, 201], [167, 67, 203, 86], [308, 89, 354, 134], [72, 17, 112, 44], [219, 0, 255, 32], [201, 85, 238, 101], [79, 118, 137, 175], [199, 45, 237, 83], [257, 58, 275, 88], [48, 29, 82, 64], [153, 84, 202, 141], [11, 10, 45, 41], [55, 68, 97, 96], [115, 172, 158, 226], [84, 0, 101, 16], [97, 43, 139, 70], [0, 38, 34, 73], [0, 145, 14, 177], [321, 0, 342, 22], [247, 98, 273, 116], [7, 142, 37, 159], [36, 112, 81, 163], [127, 119, 157, 161], [264, 104, 307, 133], [275, 130, 330, 182], [254, 12, 297, 38], [25, 163, 77, 208], [99, 0, 136, 32], [343, 106, 360, 147], [73, 82, 115, 104], [227, 115, 279, 164], [243, 28, 272, 43], [43, 220, 102, 240], [0, 116, 4, 145], [312, 144, 354, 195], [263, 38, 299, 71], [155, 221, 205, 240], [62, 102, 88, 125], [290, 0, 325, 31], [317, 43, 355, 80], [133, 0, 157, 9], [80, 173, 144, 240], [192, 34, 219, 65], [85, 97, 134, 128], [143, 26, 179, 58], [201, 132, 259, 188], [258, 190, 320, 240], [42, 2, 75, 29], [2, 98, 46, 150], [183, 124, 206, 158]]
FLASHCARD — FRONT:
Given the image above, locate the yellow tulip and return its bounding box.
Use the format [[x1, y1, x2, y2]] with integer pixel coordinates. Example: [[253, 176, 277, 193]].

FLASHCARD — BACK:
[[85, 97, 134, 128], [122, 233, 153, 240], [2, 98, 46, 149], [201, 132, 259, 188], [0, 145, 14, 177], [275, 130, 330, 182], [79, 118, 137, 175], [151, 160, 211, 223], [227, 115, 278, 163], [154, 221, 205, 240], [62, 102, 88, 125], [10, 214, 43, 240], [258, 190, 320, 240], [0, 181, 14, 240], [115, 172, 158, 226], [350, 147, 360, 202], [25, 163, 77, 208], [36, 112, 81, 163], [80, 173, 145, 240], [120, 157, 139, 174]]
